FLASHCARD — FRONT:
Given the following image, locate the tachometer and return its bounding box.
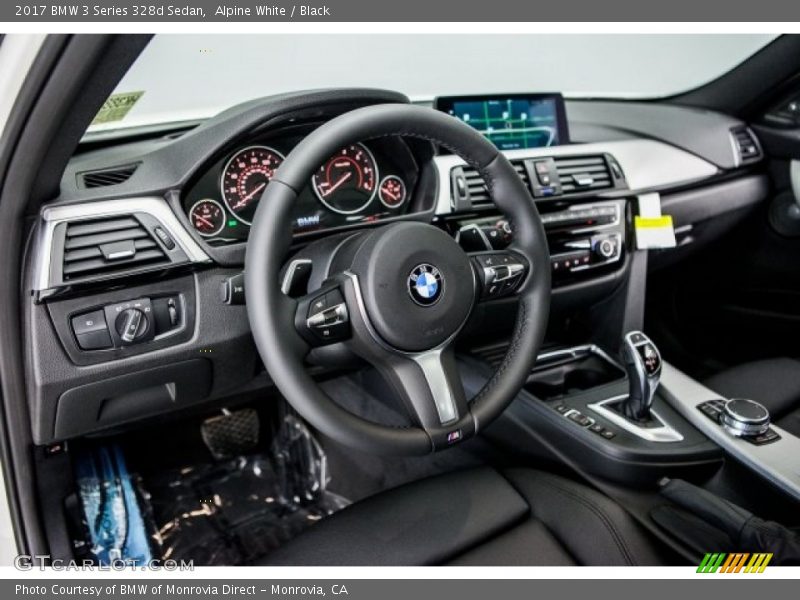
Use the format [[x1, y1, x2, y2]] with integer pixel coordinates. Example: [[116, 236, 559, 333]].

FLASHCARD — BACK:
[[221, 146, 284, 224], [189, 199, 226, 237], [312, 143, 378, 215]]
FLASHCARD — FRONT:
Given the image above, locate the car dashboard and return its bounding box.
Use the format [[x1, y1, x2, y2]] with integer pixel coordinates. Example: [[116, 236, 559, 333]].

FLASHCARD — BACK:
[[23, 87, 770, 445]]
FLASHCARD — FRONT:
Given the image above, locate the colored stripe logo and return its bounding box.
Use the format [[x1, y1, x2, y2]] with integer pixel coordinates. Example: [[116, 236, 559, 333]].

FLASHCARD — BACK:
[[697, 553, 773, 573]]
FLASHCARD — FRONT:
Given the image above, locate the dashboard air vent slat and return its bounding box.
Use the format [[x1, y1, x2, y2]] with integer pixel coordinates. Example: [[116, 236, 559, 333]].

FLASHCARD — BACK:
[[80, 164, 139, 189], [731, 126, 761, 162], [61, 216, 169, 281], [459, 160, 529, 207], [553, 156, 613, 194]]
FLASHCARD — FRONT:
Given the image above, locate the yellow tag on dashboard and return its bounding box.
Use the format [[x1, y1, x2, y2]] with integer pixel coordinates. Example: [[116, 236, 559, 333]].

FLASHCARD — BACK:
[[634, 215, 676, 249]]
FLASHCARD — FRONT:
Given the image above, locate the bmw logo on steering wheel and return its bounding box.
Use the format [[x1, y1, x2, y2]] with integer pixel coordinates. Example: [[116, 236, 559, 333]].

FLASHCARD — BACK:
[[407, 263, 444, 306]]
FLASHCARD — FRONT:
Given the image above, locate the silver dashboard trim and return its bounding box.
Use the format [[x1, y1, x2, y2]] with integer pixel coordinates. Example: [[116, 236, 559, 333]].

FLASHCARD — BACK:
[[660, 361, 800, 502], [33, 197, 211, 292], [433, 139, 719, 215]]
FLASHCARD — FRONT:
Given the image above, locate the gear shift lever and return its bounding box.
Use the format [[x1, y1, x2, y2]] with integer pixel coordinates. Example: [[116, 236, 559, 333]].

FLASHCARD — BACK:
[[621, 331, 662, 421]]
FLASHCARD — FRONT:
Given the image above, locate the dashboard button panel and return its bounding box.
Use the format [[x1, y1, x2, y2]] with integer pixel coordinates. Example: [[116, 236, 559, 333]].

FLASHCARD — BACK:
[[69, 295, 183, 352]]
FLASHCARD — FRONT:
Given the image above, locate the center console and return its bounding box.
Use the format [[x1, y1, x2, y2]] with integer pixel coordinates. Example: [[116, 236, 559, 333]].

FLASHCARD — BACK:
[[464, 336, 724, 486]]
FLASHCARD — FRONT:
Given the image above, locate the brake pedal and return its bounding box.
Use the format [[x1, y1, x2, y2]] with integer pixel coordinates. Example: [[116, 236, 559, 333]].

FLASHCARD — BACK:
[[201, 408, 260, 460]]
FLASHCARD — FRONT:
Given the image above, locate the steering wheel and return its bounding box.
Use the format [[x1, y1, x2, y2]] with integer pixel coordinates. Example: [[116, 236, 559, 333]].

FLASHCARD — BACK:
[[245, 104, 550, 455]]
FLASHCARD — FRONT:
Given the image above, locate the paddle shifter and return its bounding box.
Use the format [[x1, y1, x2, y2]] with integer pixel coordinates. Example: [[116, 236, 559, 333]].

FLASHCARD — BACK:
[[620, 331, 663, 421]]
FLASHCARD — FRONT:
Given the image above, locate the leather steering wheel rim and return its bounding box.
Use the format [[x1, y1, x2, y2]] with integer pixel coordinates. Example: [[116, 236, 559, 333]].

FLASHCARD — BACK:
[[245, 103, 551, 455]]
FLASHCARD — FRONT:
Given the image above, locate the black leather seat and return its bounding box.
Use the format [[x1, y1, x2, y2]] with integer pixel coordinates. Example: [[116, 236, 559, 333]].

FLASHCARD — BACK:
[[260, 467, 670, 565], [704, 358, 800, 437]]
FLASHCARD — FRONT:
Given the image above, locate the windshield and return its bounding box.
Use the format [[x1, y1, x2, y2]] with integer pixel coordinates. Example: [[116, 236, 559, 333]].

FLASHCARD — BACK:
[[88, 33, 777, 134]]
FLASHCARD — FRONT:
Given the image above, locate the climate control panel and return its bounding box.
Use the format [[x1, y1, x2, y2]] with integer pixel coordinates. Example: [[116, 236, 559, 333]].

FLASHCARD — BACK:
[[453, 199, 627, 285]]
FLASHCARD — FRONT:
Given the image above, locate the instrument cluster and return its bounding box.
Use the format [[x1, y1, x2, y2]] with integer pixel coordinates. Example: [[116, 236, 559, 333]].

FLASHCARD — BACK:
[[182, 134, 420, 244]]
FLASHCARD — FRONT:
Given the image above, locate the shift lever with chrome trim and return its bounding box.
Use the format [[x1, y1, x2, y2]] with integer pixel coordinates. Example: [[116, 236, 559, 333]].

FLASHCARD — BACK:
[[620, 331, 662, 421]]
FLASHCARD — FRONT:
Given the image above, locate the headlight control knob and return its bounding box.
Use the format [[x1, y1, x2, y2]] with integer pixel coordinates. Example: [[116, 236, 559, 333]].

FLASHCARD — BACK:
[[720, 398, 770, 437], [115, 308, 149, 343]]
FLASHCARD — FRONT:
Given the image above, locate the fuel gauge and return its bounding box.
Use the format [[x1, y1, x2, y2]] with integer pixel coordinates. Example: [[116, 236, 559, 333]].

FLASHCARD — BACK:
[[189, 198, 226, 237], [379, 175, 407, 209]]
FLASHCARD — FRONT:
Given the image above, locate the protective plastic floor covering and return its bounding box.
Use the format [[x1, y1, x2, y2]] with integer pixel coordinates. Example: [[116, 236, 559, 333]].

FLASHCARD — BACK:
[[76, 414, 349, 565]]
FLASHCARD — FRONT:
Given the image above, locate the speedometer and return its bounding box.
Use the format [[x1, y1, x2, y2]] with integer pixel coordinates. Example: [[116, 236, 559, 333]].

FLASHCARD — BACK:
[[221, 146, 284, 225], [312, 143, 378, 215]]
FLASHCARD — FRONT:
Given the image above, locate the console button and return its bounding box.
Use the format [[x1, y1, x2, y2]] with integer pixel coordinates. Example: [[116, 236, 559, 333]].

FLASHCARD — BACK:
[[698, 401, 722, 421], [748, 429, 781, 446], [71, 310, 107, 336], [567, 411, 593, 427], [600, 429, 616, 440]]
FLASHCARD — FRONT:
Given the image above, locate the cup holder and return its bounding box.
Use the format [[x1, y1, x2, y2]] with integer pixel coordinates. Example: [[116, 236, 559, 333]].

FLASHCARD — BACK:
[[525, 345, 625, 401]]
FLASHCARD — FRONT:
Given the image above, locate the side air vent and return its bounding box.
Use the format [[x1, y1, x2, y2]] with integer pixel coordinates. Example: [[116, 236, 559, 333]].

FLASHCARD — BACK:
[[79, 163, 139, 189], [459, 160, 529, 208], [731, 126, 762, 163], [61, 215, 170, 281], [553, 156, 613, 194]]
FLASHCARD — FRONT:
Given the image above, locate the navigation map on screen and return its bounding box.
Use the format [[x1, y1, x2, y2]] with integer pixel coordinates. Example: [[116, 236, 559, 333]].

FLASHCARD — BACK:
[[439, 95, 568, 151]]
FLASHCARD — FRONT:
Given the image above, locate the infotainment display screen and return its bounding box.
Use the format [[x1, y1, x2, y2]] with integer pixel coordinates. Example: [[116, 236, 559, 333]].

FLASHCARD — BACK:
[[434, 94, 569, 150]]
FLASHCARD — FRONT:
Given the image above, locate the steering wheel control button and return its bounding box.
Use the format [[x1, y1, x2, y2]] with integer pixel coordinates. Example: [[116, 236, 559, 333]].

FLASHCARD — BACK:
[[407, 263, 444, 307], [720, 398, 771, 438], [221, 272, 246, 305], [474, 252, 527, 299], [307, 293, 328, 317], [303, 289, 350, 344]]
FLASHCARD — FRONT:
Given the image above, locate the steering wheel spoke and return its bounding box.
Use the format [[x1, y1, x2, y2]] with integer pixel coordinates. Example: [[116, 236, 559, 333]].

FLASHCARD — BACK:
[[468, 249, 530, 302]]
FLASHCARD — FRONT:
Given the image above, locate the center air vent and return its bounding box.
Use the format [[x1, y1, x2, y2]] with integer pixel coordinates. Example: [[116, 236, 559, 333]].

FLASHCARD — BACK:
[[458, 160, 529, 208], [79, 163, 139, 189], [61, 215, 170, 281], [730, 126, 762, 163], [553, 156, 613, 193]]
